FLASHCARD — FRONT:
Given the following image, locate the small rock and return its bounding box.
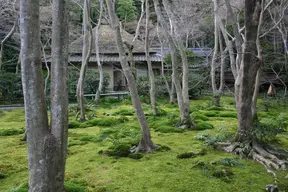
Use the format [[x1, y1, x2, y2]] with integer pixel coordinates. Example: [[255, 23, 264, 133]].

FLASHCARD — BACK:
[[265, 184, 278, 192]]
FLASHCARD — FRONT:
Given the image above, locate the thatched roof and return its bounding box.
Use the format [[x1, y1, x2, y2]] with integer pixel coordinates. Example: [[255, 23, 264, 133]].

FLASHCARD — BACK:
[[69, 24, 148, 54]]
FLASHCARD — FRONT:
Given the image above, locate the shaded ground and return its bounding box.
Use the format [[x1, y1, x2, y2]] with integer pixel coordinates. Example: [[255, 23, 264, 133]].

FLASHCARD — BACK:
[[0, 96, 287, 192]]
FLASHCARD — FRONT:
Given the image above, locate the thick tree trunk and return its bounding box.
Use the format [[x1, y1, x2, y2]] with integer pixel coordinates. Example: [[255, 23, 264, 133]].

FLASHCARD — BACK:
[[20, 0, 51, 190], [76, 0, 92, 121], [106, 0, 156, 153], [145, 0, 157, 116], [95, 0, 104, 102], [235, 0, 262, 143], [50, 0, 69, 190]]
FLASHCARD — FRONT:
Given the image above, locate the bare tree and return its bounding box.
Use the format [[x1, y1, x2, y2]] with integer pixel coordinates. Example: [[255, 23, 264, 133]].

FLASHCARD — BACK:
[[153, 0, 194, 127], [105, 0, 156, 153], [145, 0, 157, 116], [20, 0, 69, 190], [94, 0, 104, 102], [76, 0, 93, 121]]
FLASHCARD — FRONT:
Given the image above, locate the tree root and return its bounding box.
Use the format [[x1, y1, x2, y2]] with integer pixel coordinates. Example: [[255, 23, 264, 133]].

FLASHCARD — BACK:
[[130, 143, 158, 154], [219, 140, 287, 170]]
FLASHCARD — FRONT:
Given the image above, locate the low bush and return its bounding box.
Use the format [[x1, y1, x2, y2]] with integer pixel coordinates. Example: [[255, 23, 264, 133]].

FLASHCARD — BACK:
[[68, 121, 81, 129], [113, 109, 134, 116], [217, 158, 243, 167], [117, 116, 129, 123], [154, 125, 185, 133], [253, 113, 287, 143], [201, 111, 218, 117], [88, 117, 118, 127], [193, 122, 214, 130], [218, 111, 237, 118], [207, 106, 225, 111], [0, 129, 25, 136], [9, 182, 87, 192], [192, 112, 209, 121]]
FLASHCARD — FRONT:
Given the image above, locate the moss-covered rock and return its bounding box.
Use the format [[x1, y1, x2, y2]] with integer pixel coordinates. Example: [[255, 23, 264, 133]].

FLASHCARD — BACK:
[[177, 152, 197, 159], [154, 144, 171, 152], [154, 125, 185, 133]]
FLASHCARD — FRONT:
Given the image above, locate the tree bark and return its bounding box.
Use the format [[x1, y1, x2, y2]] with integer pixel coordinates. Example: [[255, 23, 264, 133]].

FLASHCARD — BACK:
[[106, 0, 156, 153], [50, 0, 69, 190], [235, 0, 262, 143], [95, 0, 104, 102], [76, 0, 93, 122], [145, 0, 157, 116], [20, 0, 51, 190]]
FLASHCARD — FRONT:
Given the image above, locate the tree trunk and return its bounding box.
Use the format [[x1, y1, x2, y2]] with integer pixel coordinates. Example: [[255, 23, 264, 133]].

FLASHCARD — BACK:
[[106, 0, 156, 153], [50, 0, 69, 190], [235, 0, 261, 143], [145, 0, 157, 116], [76, 0, 93, 122], [20, 0, 51, 190], [0, 18, 17, 71], [95, 0, 104, 102]]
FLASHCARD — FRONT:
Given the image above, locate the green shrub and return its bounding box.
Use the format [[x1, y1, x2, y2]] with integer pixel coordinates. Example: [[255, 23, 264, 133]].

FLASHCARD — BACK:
[[79, 122, 93, 128], [253, 113, 287, 143], [177, 152, 197, 159], [196, 134, 232, 146], [65, 182, 86, 192], [154, 144, 171, 152], [88, 118, 118, 126], [113, 109, 134, 116], [0, 172, 6, 179], [218, 111, 237, 118], [0, 72, 23, 102], [128, 153, 144, 160], [154, 126, 185, 133], [103, 144, 131, 157], [192, 113, 209, 121], [9, 183, 28, 192], [201, 111, 218, 117], [68, 121, 81, 129], [117, 116, 129, 123], [0, 129, 25, 136], [78, 136, 100, 142], [193, 122, 214, 130], [207, 106, 225, 111], [218, 158, 243, 167]]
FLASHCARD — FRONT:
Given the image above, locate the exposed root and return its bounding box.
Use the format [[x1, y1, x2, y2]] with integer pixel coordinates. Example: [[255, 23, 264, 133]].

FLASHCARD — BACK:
[[130, 143, 158, 154], [218, 140, 287, 170]]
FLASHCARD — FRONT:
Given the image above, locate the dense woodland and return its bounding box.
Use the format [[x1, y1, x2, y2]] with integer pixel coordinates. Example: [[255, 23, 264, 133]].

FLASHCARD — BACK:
[[0, 0, 288, 192]]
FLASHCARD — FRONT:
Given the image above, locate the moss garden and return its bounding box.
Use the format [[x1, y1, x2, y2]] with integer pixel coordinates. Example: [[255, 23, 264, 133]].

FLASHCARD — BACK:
[[0, 96, 287, 192]]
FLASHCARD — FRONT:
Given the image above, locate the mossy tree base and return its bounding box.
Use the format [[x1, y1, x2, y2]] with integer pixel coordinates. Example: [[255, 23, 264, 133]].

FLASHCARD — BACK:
[[219, 140, 288, 170], [131, 139, 158, 153]]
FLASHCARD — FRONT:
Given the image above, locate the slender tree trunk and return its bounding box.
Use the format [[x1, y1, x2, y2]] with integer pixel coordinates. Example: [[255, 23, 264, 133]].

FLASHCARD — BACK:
[[50, 0, 69, 190], [162, 0, 192, 126], [20, 0, 51, 190], [235, 0, 261, 143], [145, 0, 157, 116], [106, 0, 156, 153], [0, 18, 17, 71], [76, 0, 93, 122], [95, 0, 104, 102]]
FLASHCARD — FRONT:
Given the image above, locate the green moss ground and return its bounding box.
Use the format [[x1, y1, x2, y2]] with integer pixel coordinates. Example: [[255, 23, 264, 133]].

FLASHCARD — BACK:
[[0, 97, 287, 192]]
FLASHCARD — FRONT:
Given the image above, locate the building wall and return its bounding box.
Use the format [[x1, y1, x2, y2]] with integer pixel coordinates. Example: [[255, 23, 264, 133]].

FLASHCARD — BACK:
[[103, 64, 114, 90]]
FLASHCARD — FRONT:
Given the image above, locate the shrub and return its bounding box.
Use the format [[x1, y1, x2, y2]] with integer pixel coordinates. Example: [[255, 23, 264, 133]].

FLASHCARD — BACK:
[[78, 136, 100, 142], [79, 122, 93, 128], [128, 153, 144, 160], [117, 116, 129, 123], [154, 126, 185, 133], [253, 113, 287, 143], [103, 144, 131, 157], [9, 182, 87, 192], [192, 112, 209, 121], [65, 182, 86, 192], [88, 118, 118, 127], [0, 129, 25, 136], [0, 172, 6, 179], [113, 109, 134, 116], [68, 121, 81, 129], [193, 122, 214, 130], [0, 72, 23, 102], [201, 111, 218, 117], [218, 111, 237, 118], [154, 144, 171, 152], [207, 106, 225, 111]]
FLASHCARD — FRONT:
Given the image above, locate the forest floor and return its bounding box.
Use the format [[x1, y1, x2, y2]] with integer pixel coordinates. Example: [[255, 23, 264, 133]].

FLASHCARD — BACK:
[[0, 96, 287, 192]]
